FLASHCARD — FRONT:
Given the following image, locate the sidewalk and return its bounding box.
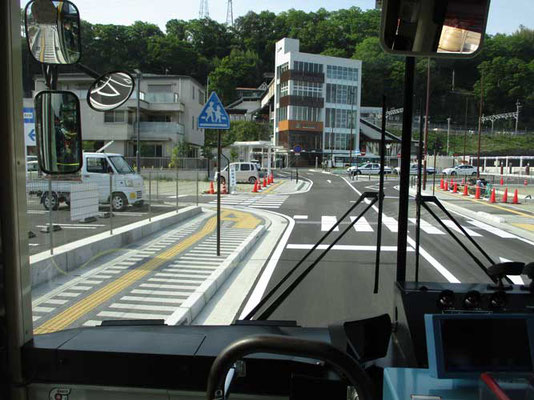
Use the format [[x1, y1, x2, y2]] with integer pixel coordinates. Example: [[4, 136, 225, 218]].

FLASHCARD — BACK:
[[410, 184, 534, 242]]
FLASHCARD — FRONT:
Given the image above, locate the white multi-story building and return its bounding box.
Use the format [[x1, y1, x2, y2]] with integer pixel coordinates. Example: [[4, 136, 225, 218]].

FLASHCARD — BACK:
[[274, 38, 362, 165], [33, 73, 205, 160]]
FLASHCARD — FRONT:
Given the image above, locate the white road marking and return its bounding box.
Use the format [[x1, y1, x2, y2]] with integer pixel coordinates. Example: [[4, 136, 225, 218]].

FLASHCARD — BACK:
[[83, 320, 101, 326], [382, 216, 398, 233], [350, 216, 373, 232], [500, 257, 524, 285], [321, 216, 339, 232], [406, 237, 460, 283], [140, 283, 196, 291], [33, 306, 54, 313], [442, 220, 482, 237], [109, 303, 177, 312], [286, 244, 410, 252], [327, 180, 332, 184], [42, 299, 68, 305], [467, 220, 516, 238], [293, 215, 308, 220], [55, 292, 81, 298], [121, 296, 183, 304], [131, 289, 190, 297], [409, 218, 444, 235], [98, 311, 168, 320]]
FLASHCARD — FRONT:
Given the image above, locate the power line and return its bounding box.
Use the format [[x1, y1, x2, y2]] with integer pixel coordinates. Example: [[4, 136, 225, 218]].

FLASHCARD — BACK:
[[226, 0, 234, 26], [199, 0, 209, 19]]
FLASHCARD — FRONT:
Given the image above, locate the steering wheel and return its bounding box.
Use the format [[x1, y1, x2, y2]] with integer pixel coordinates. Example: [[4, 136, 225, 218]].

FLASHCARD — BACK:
[[206, 335, 374, 400]]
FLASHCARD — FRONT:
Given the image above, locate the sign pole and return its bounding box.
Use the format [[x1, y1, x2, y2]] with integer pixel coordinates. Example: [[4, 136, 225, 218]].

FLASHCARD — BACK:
[[217, 129, 221, 257]]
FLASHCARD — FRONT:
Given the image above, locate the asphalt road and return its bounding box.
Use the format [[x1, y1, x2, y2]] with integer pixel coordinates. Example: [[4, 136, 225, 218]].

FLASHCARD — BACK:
[[252, 170, 534, 327]]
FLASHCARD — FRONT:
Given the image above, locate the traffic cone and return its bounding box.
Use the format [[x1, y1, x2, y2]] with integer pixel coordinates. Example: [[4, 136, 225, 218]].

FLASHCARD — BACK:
[[502, 188, 508, 203], [500, 177, 504, 186], [525, 179, 528, 186], [490, 188, 496, 203], [263, 178, 267, 188], [453, 182, 458, 193], [440, 178, 444, 190], [475, 185, 481, 199], [444, 181, 449, 191], [271, 173, 275, 184], [513, 189, 519, 204], [463, 185, 469, 196], [461, 178, 465, 185], [268, 174, 273, 185], [252, 180, 258, 193], [209, 181, 215, 194], [222, 182, 227, 195]]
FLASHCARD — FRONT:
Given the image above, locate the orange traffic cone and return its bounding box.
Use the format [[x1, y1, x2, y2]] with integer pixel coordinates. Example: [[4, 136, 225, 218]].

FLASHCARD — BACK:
[[440, 178, 444, 190], [475, 185, 481, 199], [252, 180, 258, 193], [209, 181, 215, 194], [263, 178, 267, 188], [268, 174, 272, 185], [453, 182, 458, 193], [222, 182, 227, 195], [463, 185, 469, 196], [500, 177, 504, 186], [490, 188, 496, 203], [461, 178, 465, 185], [513, 189, 519, 204], [444, 181, 449, 191], [502, 188, 508, 203]]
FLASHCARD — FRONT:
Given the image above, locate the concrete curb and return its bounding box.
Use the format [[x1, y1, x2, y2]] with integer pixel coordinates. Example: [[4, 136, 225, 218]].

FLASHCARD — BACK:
[[165, 221, 268, 325], [30, 206, 203, 288], [272, 177, 313, 195], [409, 187, 534, 243]]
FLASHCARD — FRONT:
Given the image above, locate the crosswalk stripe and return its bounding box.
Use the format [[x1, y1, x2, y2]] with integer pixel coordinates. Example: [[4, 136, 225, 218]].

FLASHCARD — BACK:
[[34, 306, 55, 313], [409, 218, 444, 235], [382, 216, 398, 233], [500, 257, 525, 285], [286, 244, 410, 252], [350, 216, 373, 232], [43, 299, 68, 305], [109, 303, 177, 312], [467, 220, 516, 238], [83, 320, 101, 327], [442, 220, 482, 237], [140, 283, 196, 291], [120, 296, 183, 304], [131, 289, 190, 297], [98, 311, 168, 320], [148, 278, 202, 285], [321, 216, 339, 232]]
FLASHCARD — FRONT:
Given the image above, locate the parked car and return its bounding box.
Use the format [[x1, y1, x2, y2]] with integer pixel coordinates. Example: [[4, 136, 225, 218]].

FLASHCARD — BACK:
[[26, 155, 38, 172], [27, 152, 144, 211], [393, 164, 436, 175], [347, 162, 392, 175], [215, 162, 260, 184], [442, 165, 477, 176]]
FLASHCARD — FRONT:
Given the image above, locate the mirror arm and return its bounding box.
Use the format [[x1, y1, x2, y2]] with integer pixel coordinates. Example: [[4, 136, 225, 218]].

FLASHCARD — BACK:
[[77, 63, 101, 79], [41, 65, 59, 90]]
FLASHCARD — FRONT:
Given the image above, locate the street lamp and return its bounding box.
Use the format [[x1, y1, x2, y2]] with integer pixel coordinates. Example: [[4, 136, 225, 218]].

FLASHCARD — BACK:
[[446, 117, 451, 156], [134, 69, 142, 172]]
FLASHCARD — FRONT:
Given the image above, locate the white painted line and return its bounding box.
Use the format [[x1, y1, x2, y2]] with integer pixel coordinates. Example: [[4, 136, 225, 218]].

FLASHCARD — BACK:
[[286, 244, 408, 252], [36, 225, 97, 230], [467, 220, 516, 238], [140, 283, 196, 291], [33, 316, 41, 322], [98, 311, 168, 320], [406, 237, 460, 283], [442, 220, 482, 237], [109, 303, 176, 312], [148, 278, 200, 285], [240, 212, 295, 319], [69, 285, 92, 291], [121, 296, 183, 304], [83, 320, 101, 327], [91, 274, 113, 279], [131, 289, 189, 297], [350, 216, 373, 232], [55, 292, 81, 298], [42, 299, 68, 305], [500, 257, 524, 285], [409, 218, 444, 235], [383, 216, 398, 233], [321, 216, 339, 232], [155, 272, 207, 279], [33, 306, 55, 313], [293, 215, 308, 220], [327, 180, 332, 184], [81, 280, 102, 285]]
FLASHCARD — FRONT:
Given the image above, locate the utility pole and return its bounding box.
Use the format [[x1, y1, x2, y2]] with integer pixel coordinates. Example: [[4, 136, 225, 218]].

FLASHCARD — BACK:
[[422, 58, 431, 190], [349, 87, 355, 166], [446, 117, 451, 156], [463, 97, 468, 162], [477, 72, 484, 178], [515, 99, 521, 135], [134, 69, 142, 172]]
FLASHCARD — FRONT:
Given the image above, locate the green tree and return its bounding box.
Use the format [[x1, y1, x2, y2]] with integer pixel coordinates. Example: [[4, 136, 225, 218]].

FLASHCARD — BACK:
[[169, 141, 192, 168], [230, 148, 239, 161]]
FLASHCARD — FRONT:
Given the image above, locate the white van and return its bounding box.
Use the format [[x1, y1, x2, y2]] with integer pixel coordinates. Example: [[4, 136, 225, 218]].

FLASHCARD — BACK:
[[214, 162, 260, 184], [27, 152, 144, 211]]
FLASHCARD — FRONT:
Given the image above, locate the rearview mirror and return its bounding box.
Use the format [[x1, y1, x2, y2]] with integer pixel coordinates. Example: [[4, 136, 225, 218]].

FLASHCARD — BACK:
[[24, 0, 82, 65], [380, 0, 491, 58], [35, 91, 82, 175], [87, 71, 136, 111]]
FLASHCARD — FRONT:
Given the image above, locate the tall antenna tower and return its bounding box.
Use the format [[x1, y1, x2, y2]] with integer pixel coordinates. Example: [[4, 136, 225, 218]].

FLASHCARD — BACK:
[[199, 0, 209, 19], [226, 0, 234, 26]]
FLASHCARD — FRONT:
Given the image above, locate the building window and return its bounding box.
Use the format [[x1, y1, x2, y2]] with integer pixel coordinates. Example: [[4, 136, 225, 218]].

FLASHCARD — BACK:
[[326, 84, 358, 105], [198, 90, 204, 104], [325, 108, 358, 129], [138, 144, 163, 157], [290, 106, 321, 122], [277, 107, 288, 121], [294, 61, 323, 74], [327, 65, 359, 81], [277, 62, 289, 77], [104, 110, 125, 123], [292, 81, 322, 98], [280, 81, 289, 98]]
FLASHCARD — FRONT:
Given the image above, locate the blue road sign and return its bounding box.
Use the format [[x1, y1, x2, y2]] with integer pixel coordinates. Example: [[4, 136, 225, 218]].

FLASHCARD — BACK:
[[293, 145, 302, 154], [28, 129, 36, 142], [198, 92, 230, 130]]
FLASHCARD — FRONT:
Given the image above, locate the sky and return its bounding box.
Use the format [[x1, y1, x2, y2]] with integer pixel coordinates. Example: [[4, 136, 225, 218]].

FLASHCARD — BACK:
[[21, 0, 533, 35]]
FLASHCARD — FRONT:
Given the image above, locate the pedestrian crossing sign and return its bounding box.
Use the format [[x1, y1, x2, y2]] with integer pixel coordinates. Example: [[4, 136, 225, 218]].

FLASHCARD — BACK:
[[198, 92, 230, 130]]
